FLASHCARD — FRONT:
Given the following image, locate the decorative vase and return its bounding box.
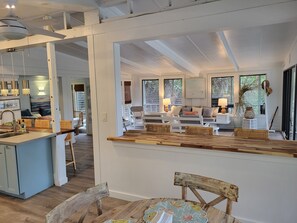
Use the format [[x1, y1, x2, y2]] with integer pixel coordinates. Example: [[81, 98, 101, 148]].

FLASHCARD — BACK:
[[244, 107, 255, 119]]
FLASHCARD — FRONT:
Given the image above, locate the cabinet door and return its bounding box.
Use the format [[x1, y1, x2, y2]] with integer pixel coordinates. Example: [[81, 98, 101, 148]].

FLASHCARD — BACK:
[[0, 145, 8, 191], [4, 145, 19, 195]]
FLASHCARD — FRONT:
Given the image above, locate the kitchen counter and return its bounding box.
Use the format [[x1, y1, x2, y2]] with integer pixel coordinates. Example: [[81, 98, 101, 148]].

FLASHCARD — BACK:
[[107, 130, 297, 158], [0, 131, 55, 145]]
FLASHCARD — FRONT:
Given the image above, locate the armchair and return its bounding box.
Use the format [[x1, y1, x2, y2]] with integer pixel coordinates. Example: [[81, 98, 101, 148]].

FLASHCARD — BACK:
[[130, 106, 144, 127]]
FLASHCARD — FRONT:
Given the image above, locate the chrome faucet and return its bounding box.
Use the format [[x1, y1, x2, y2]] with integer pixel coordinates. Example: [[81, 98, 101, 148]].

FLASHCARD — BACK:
[[0, 110, 16, 133]]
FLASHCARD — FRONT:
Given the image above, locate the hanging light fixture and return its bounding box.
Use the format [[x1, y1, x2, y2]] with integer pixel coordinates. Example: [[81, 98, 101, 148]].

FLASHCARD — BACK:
[[10, 52, 19, 96], [0, 54, 8, 96], [21, 51, 30, 95]]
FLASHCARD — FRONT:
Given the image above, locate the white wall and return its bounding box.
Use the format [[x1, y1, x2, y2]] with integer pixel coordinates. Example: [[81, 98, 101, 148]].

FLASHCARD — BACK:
[[284, 36, 297, 69], [87, 1, 297, 222]]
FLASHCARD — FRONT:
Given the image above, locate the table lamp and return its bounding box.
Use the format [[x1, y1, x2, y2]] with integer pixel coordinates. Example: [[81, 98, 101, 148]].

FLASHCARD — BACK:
[[163, 98, 171, 112], [218, 98, 228, 114]]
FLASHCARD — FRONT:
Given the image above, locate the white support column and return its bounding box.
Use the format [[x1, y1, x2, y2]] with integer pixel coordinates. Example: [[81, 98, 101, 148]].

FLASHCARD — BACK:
[[47, 42, 68, 186]]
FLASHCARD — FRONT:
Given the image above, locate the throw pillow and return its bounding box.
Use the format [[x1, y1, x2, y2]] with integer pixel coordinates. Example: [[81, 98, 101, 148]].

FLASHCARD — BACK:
[[171, 106, 182, 116], [212, 107, 219, 116], [21, 109, 32, 117], [181, 106, 192, 112], [202, 107, 213, 117], [183, 111, 198, 116], [192, 107, 203, 116]]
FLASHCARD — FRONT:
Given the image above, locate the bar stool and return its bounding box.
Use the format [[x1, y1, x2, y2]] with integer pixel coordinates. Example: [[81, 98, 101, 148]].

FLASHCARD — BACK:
[[35, 119, 51, 128], [60, 120, 77, 171]]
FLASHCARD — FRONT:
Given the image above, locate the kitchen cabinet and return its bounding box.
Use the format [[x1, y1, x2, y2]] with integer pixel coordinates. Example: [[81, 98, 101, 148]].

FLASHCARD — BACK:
[[0, 137, 53, 199]]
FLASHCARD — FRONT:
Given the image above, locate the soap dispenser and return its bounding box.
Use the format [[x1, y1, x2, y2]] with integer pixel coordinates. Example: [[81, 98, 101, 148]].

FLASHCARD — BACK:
[[21, 119, 26, 132]]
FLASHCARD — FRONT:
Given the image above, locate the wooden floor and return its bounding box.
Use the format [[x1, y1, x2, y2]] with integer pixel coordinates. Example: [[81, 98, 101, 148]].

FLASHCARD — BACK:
[[0, 134, 128, 223]]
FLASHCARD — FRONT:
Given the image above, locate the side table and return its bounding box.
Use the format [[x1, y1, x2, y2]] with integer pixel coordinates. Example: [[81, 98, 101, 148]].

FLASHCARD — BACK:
[[242, 118, 257, 129]]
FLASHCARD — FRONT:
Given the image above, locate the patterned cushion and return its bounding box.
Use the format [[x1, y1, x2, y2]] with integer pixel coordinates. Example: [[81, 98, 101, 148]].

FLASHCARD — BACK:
[[202, 107, 213, 117]]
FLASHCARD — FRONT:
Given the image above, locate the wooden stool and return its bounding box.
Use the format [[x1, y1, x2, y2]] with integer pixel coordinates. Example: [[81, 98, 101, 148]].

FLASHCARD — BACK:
[[35, 119, 51, 128], [60, 120, 77, 171]]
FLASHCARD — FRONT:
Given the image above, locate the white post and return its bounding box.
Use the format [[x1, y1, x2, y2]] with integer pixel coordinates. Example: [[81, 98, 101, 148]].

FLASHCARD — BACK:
[[47, 42, 68, 186]]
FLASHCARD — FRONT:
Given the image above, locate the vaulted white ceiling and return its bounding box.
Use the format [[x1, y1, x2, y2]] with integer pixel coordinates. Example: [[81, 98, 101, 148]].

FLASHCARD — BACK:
[[0, 0, 296, 77]]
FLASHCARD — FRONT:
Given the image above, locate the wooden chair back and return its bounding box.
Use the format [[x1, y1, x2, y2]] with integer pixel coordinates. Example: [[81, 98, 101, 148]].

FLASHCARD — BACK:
[[174, 172, 238, 215], [35, 119, 51, 128], [185, 126, 213, 136], [60, 120, 73, 141], [45, 182, 109, 223], [146, 124, 170, 133], [234, 128, 269, 140], [21, 119, 33, 128]]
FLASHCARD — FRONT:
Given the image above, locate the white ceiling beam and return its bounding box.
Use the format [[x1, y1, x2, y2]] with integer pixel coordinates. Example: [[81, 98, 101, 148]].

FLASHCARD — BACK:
[[121, 57, 161, 75], [63, 12, 72, 29], [145, 40, 199, 75], [216, 31, 239, 71]]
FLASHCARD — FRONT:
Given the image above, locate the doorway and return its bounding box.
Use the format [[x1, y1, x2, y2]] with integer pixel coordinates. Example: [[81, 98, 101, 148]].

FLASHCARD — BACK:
[[282, 65, 297, 140], [72, 83, 86, 133]]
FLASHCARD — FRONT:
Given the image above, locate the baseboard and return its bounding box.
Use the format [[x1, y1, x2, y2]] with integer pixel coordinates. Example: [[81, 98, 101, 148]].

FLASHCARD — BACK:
[[237, 216, 264, 223], [110, 190, 263, 223], [110, 189, 150, 201]]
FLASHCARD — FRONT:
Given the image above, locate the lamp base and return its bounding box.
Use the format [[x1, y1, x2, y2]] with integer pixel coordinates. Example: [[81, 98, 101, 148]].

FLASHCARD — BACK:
[[164, 105, 169, 112], [221, 107, 227, 114]]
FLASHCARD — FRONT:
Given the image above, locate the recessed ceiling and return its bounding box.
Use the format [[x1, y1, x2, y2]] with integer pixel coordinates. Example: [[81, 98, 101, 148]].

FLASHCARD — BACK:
[[0, 0, 296, 77]]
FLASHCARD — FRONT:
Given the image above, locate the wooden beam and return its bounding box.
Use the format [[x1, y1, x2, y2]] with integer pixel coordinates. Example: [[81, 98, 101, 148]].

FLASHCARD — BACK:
[[217, 31, 239, 71], [145, 40, 200, 75]]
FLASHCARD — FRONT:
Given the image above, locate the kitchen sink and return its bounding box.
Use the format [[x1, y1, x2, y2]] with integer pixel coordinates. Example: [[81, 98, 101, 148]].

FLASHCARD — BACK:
[[0, 132, 27, 138]]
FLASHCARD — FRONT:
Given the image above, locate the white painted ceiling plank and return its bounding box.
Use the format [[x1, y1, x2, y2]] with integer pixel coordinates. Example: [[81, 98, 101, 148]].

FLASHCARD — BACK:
[[121, 57, 161, 75], [186, 35, 214, 66], [145, 40, 200, 75]]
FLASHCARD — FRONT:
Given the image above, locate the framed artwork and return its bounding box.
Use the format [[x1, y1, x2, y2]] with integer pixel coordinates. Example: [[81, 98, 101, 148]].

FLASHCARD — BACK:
[[185, 77, 206, 99], [0, 98, 20, 111]]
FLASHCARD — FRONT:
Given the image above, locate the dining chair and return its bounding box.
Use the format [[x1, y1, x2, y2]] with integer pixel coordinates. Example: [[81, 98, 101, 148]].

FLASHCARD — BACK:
[[146, 124, 170, 133], [174, 172, 238, 215], [185, 126, 213, 136], [234, 128, 269, 140], [130, 106, 144, 127], [45, 182, 109, 223], [60, 120, 77, 171], [35, 119, 51, 128]]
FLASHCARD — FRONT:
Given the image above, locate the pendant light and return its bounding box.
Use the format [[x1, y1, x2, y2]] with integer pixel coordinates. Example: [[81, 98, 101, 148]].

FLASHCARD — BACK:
[[22, 51, 30, 95], [10, 52, 19, 96], [0, 54, 8, 96]]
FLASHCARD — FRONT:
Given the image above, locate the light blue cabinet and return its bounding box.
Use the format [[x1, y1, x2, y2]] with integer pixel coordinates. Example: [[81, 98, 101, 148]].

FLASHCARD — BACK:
[[0, 146, 8, 191], [0, 138, 53, 199]]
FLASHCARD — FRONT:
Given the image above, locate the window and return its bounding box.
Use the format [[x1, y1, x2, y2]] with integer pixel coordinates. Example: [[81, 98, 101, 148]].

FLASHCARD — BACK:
[[239, 74, 266, 115], [211, 76, 234, 108], [72, 84, 85, 117], [164, 78, 182, 105], [142, 79, 159, 112]]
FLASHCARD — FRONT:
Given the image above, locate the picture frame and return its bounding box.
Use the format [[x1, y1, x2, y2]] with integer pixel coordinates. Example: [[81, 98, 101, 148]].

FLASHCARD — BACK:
[[0, 98, 20, 111]]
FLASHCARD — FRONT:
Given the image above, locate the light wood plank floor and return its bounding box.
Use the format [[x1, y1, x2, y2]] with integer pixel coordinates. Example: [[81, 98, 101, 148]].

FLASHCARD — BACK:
[[0, 134, 128, 223]]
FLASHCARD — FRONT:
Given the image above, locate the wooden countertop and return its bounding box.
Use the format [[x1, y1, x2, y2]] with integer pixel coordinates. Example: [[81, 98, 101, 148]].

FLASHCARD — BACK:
[[0, 131, 56, 145], [107, 130, 297, 158]]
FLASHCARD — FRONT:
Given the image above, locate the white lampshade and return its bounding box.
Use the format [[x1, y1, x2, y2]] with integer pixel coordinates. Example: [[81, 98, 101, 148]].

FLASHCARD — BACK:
[[218, 98, 228, 107], [163, 98, 171, 106]]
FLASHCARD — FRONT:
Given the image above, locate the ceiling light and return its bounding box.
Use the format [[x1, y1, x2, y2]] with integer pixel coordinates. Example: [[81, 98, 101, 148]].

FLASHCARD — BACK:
[[5, 4, 15, 9]]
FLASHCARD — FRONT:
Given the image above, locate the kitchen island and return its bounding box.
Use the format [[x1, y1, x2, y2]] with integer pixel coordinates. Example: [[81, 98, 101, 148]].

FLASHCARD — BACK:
[[0, 131, 55, 199], [106, 130, 297, 223]]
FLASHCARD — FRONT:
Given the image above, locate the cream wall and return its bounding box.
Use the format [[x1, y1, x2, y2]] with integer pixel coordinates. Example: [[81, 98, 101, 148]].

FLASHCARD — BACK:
[[88, 1, 297, 223]]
